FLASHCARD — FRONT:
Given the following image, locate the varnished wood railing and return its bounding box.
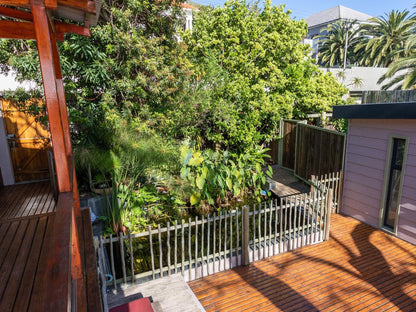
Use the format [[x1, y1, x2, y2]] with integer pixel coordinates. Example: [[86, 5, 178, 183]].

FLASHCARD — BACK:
[[42, 192, 73, 311]]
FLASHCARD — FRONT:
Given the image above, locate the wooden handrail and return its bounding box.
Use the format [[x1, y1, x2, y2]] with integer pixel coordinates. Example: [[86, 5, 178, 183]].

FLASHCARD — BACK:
[[42, 192, 73, 311]]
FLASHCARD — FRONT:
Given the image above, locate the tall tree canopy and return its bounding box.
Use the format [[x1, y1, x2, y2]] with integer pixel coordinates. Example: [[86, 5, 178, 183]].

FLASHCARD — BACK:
[[1, 0, 347, 152], [317, 20, 361, 68], [379, 34, 416, 89], [0, 0, 192, 147], [170, 0, 347, 151], [357, 10, 416, 67]]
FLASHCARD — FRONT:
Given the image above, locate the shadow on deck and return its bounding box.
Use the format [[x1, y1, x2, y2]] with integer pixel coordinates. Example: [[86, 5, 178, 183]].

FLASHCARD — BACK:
[[0, 181, 56, 221], [189, 214, 416, 311]]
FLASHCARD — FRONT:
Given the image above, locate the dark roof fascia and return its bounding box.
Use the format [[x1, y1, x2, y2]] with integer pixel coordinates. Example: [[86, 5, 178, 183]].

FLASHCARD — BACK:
[[333, 102, 416, 119]]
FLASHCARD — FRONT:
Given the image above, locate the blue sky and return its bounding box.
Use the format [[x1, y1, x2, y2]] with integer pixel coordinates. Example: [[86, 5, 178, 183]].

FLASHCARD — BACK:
[[193, 0, 415, 20]]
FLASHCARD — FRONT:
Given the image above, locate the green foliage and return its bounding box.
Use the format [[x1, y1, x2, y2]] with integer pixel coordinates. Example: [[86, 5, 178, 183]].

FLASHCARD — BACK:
[[356, 10, 416, 67], [0, 0, 191, 149], [317, 20, 362, 68], [180, 144, 272, 208], [103, 162, 139, 235], [109, 115, 183, 181], [174, 0, 347, 150], [379, 34, 416, 90]]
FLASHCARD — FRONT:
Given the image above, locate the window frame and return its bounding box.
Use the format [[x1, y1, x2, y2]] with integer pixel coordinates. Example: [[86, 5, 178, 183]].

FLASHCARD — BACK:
[[379, 135, 409, 234]]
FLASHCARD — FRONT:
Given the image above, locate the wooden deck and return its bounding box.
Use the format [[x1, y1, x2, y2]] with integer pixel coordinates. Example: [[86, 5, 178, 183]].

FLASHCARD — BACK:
[[268, 166, 310, 198], [0, 182, 56, 311], [189, 214, 416, 311], [0, 182, 100, 311], [0, 181, 56, 221]]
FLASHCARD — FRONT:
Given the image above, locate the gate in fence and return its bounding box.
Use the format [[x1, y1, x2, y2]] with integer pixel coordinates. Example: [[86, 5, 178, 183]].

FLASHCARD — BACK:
[[95, 186, 333, 292]]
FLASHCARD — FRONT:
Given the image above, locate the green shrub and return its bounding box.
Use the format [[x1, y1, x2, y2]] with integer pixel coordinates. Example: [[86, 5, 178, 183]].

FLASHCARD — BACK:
[[180, 144, 272, 209]]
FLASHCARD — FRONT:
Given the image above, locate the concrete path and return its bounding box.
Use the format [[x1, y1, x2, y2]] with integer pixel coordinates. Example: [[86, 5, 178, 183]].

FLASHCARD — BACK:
[[107, 274, 205, 312]]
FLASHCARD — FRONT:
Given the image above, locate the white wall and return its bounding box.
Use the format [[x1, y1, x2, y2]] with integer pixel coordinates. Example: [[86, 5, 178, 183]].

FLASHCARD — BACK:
[[0, 72, 36, 91], [0, 72, 34, 185], [0, 106, 15, 185], [320, 67, 400, 91]]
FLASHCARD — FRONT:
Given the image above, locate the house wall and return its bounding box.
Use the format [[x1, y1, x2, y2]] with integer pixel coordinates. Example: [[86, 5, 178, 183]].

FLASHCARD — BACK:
[[0, 106, 15, 185], [341, 119, 416, 245]]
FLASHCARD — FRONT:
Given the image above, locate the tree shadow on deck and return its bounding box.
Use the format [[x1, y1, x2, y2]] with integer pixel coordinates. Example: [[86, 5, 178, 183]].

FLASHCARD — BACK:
[[232, 219, 416, 311], [349, 223, 416, 310], [234, 263, 320, 311]]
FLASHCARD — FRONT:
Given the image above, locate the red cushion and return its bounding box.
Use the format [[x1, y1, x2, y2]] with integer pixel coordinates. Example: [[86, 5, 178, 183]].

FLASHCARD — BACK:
[[110, 297, 153, 312]]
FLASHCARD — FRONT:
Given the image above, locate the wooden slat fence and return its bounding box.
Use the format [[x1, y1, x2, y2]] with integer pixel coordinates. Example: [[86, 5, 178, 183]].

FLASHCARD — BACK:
[[362, 90, 416, 104], [96, 188, 331, 292], [282, 120, 305, 170], [269, 120, 345, 183], [295, 123, 345, 181]]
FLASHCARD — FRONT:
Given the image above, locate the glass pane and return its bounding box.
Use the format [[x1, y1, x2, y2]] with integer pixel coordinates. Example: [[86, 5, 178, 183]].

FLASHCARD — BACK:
[[394, 140, 405, 167], [383, 138, 406, 231], [384, 169, 401, 229]]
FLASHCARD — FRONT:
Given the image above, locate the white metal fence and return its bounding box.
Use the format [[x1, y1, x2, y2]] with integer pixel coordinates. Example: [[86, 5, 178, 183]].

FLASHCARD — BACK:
[[95, 187, 332, 293]]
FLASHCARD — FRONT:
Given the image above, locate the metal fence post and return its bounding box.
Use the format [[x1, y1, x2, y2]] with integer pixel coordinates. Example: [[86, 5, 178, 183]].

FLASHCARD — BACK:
[[325, 189, 333, 241], [242, 205, 250, 265], [310, 175, 316, 198]]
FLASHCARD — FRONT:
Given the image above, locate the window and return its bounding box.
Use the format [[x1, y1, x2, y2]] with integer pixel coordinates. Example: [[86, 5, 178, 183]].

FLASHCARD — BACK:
[[381, 136, 408, 233]]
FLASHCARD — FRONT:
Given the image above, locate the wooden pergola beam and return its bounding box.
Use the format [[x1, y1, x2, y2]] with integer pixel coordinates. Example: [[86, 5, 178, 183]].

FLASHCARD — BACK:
[[55, 21, 90, 38], [57, 0, 95, 13], [0, 0, 95, 13], [0, 5, 33, 20], [0, 20, 35, 39], [0, 7, 91, 40], [31, 0, 71, 191], [0, 0, 30, 7]]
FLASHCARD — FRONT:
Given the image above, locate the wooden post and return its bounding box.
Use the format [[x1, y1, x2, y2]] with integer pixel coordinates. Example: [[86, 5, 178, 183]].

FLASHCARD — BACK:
[[242, 205, 250, 266], [278, 119, 283, 166], [325, 190, 333, 241]]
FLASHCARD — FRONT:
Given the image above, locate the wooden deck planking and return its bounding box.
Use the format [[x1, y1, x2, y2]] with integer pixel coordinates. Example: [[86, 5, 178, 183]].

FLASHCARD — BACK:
[[0, 181, 56, 221], [268, 166, 310, 198], [0, 215, 53, 312], [189, 214, 416, 312]]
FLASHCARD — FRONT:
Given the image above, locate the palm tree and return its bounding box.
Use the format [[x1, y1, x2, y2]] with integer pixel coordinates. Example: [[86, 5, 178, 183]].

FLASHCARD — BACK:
[[379, 34, 416, 90], [317, 20, 361, 68], [357, 10, 415, 67]]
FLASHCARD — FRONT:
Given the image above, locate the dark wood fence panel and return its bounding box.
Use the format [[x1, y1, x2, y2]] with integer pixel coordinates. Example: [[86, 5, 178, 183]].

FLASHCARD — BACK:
[[282, 120, 298, 170], [266, 140, 279, 164], [295, 123, 345, 180]]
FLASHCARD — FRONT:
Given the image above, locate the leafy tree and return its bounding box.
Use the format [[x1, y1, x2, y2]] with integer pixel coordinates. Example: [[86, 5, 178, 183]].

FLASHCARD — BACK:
[[172, 0, 347, 151], [356, 10, 416, 67], [0, 0, 192, 147], [317, 20, 362, 68]]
